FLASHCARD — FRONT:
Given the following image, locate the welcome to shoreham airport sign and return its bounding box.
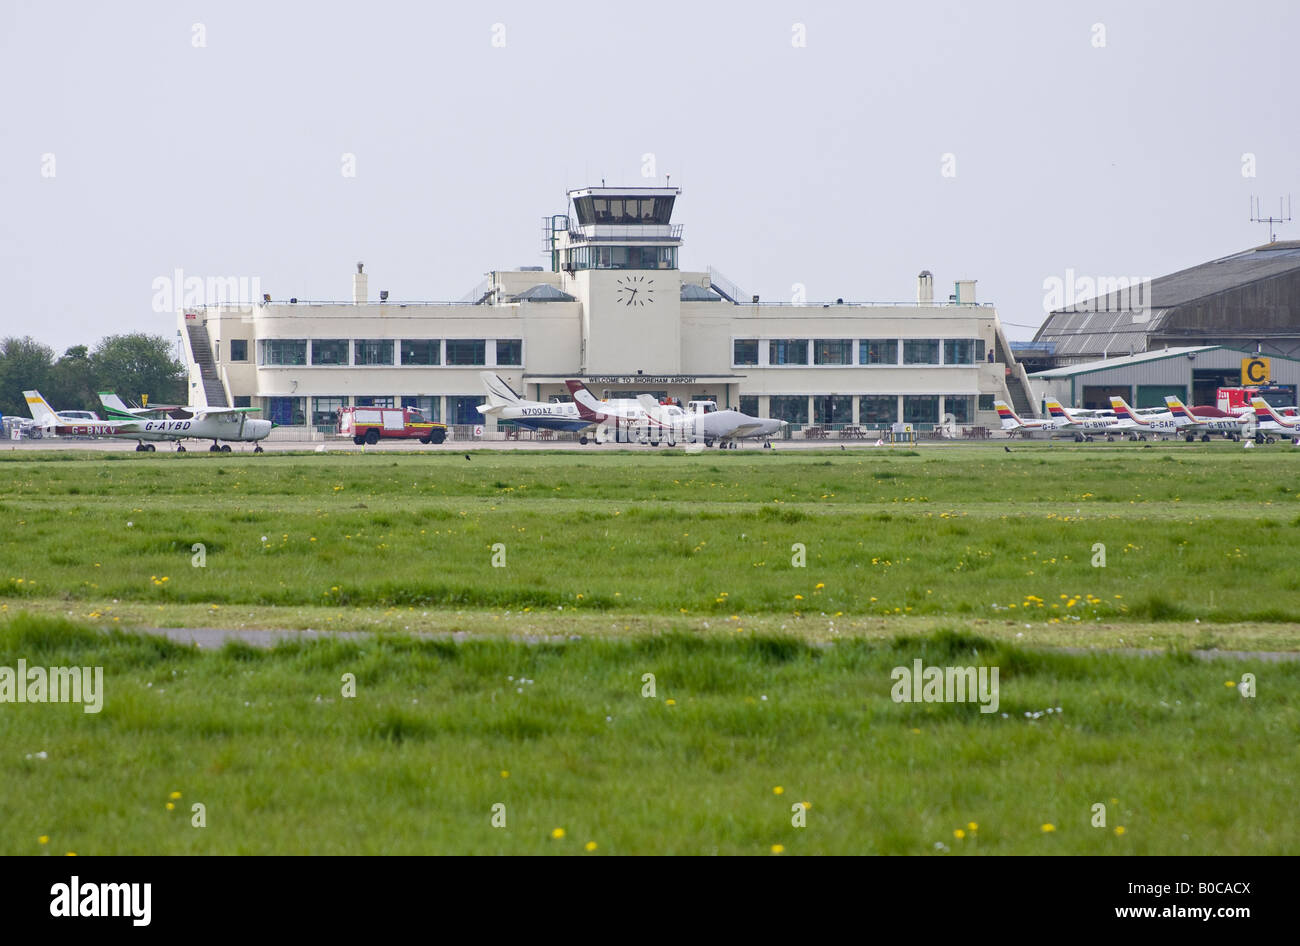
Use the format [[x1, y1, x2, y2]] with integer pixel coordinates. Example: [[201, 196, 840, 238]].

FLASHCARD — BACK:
[[585, 376, 703, 385]]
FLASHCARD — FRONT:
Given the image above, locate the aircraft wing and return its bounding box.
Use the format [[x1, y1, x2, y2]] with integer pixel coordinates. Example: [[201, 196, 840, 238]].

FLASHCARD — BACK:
[[188, 406, 263, 420], [721, 422, 764, 439]]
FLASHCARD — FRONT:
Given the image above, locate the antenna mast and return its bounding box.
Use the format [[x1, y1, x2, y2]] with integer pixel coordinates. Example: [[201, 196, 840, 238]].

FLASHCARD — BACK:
[[1250, 195, 1292, 243]]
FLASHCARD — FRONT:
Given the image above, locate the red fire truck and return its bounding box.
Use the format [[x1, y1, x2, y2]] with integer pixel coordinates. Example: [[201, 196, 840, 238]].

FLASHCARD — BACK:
[[338, 406, 447, 445], [1216, 385, 1297, 415]]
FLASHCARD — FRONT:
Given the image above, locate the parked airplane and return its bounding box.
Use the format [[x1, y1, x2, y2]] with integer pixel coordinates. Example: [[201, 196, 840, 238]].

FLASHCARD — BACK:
[[95, 392, 273, 452], [1108, 396, 1180, 440], [24, 392, 132, 440], [1163, 396, 1247, 441], [565, 380, 666, 443], [635, 395, 786, 447], [476, 372, 591, 437], [1250, 397, 1300, 442], [1042, 399, 1122, 440], [994, 401, 1068, 436]]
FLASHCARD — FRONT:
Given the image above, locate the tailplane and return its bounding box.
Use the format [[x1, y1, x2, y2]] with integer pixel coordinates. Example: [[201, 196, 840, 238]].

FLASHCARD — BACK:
[[22, 390, 60, 426], [564, 380, 607, 422]]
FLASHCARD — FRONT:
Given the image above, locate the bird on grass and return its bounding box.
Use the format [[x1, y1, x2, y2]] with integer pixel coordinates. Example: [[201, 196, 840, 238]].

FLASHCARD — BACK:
[[1004, 446, 1011, 453], [465, 454, 471, 461]]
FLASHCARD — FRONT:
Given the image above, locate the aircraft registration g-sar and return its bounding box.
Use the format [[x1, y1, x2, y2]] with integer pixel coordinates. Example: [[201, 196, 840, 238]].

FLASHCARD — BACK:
[[22, 390, 272, 453]]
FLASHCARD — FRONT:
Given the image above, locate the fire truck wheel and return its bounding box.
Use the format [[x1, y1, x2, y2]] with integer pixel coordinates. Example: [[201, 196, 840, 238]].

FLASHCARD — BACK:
[[430, 429, 446, 444], [419, 436, 431, 444], [365, 429, 380, 445]]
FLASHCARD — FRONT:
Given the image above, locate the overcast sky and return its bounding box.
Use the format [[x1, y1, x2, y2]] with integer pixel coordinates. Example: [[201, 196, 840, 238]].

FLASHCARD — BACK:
[[2, 0, 1296, 353]]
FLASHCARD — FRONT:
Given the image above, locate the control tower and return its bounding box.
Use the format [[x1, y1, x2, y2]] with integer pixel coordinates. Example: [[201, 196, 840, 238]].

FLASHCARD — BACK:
[[544, 186, 684, 374]]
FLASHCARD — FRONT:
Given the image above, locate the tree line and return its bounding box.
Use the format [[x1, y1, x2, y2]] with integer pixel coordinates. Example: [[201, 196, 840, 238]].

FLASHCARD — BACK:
[[0, 334, 186, 419]]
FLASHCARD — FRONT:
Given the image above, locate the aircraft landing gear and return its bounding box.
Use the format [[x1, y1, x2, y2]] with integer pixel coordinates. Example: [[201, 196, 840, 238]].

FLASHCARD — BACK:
[[579, 436, 589, 445], [176, 444, 186, 452], [136, 442, 156, 452], [254, 446, 264, 453], [210, 443, 221, 452], [1200, 434, 1211, 442]]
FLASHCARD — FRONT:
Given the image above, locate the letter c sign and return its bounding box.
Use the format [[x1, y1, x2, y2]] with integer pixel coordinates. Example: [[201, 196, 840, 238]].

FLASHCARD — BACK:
[[1242, 357, 1270, 385]]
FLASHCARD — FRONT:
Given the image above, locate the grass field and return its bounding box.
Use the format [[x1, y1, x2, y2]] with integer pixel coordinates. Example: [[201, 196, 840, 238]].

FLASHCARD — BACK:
[[2, 445, 1298, 854]]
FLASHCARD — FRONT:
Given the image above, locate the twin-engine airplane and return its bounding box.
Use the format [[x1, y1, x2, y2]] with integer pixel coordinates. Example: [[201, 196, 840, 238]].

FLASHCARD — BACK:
[[564, 380, 785, 447], [1163, 396, 1247, 441]]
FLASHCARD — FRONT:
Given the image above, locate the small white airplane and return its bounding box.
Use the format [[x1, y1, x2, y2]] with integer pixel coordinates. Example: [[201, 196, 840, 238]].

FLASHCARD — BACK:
[[1108, 396, 1180, 440], [1163, 396, 1247, 441], [634, 394, 786, 448], [1042, 399, 1122, 440], [476, 372, 592, 438], [94, 391, 273, 452], [994, 401, 1067, 436], [1249, 397, 1300, 442]]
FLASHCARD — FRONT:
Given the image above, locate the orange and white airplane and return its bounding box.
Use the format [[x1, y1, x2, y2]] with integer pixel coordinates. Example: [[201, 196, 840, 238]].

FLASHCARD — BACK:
[[1250, 397, 1300, 442], [993, 400, 1069, 436], [1042, 399, 1123, 439], [1108, 396, 1180, 439]]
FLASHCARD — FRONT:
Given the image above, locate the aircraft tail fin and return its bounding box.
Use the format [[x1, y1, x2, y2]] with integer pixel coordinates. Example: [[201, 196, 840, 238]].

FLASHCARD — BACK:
[[1164, 395, 1194, 424], [1252, 397, 1295, 427], [992, 400, 1021, 430], [565, 380, 606, 422], [98, 392, 135, 418], [1043, 398, 1074, 424], [1109, 395, 1140, 423], [23, 391, 59, 425], [480, 371, 523, 410]]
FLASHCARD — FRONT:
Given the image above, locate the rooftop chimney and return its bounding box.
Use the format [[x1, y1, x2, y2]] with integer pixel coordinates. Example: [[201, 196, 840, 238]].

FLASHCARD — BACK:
[[917, 270, 934, 305], [353, 262, 367, 304]]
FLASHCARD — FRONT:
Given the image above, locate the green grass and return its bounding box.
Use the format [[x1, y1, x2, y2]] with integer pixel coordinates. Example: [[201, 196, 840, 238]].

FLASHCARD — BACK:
[[2, 446, 1298, 854], [3, 614, 1296, 855], [2, 447, 1300, 629]]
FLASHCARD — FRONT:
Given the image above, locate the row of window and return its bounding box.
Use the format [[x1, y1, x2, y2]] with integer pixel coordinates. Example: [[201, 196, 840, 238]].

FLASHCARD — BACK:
[[250, 339, 522, 367], [571, 196, 675, 226], [260, 395, 490, 428], [734, 338, 988, 367], [738, 394, 987, 426]]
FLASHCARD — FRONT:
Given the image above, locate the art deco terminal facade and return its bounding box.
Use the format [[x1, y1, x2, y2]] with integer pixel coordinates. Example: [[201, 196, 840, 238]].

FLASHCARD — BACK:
[[180, 186, 1033, 433]]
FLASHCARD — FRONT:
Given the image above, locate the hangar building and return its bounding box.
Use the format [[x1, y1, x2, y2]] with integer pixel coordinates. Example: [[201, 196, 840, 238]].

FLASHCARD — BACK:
[[179, 186, 1035, 435], [1033, 241, 1300, 366], [1028, 345, 1300, 411]]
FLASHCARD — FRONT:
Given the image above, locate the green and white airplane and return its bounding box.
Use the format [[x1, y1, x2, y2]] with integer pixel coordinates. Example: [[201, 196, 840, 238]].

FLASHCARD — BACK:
[[94, 392, 273, 452]]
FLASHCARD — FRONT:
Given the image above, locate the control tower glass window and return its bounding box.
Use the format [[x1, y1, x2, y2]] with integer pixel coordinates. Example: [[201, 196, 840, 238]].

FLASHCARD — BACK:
[[572, 196, 675, 225]]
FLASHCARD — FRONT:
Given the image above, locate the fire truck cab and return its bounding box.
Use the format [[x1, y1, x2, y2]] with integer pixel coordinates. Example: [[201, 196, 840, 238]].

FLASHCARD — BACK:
[[338, 406, 448, 445]]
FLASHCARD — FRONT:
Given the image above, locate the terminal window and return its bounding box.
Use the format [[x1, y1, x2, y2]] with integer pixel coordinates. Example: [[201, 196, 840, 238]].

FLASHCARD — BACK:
[[229, 339, 248, 362], [943, 339, 978, 364], [446, 339, 487, 366], [495, 339, 522, 366], [859, 395, 897, 425], [733, 339, 759, 366], [401, 340, 441, 365], [769, 340, 808, 366], [739, 396, 758, 415], [946, 395, 974, 424], [312, 339, 350, 365], [903, 395, 940, 424], [260, 339, 306, 366], [860, 339, 898, 365], [813, 395, 853, 424], [354, 340, 394, 366], [814, 339, 853, 365], [768, 395, 809, 425], [903, 339, 941, 365], [312, 396, 346, 428]]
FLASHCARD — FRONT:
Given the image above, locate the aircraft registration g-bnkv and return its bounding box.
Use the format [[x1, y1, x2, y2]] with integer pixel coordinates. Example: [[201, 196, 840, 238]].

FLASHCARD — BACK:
[[22, 390, 273, 453]]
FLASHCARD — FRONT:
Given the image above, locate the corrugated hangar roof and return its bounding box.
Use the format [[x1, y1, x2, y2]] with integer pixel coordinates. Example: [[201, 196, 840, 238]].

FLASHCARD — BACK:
[[1029, 345, 1216, 378], [1034, 241, 1300, 357]]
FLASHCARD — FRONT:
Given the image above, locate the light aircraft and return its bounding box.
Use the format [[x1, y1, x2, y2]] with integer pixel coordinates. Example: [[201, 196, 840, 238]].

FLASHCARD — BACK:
[[1108, 396, 1180, 440], [993, 401, 1068, 437], [635, 394, 787, 448], [1042, 399, 1123, 441], [476, 372, 591, 438], [94, 391, 273, 452], [1249, 397, 1300, 443], [1163, 396, 1246, 442]]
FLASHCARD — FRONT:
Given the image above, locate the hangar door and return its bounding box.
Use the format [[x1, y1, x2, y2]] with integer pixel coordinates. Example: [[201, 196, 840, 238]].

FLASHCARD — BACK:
[[1136, 384, 1187, 408], [1081, 385, 1131, 410]]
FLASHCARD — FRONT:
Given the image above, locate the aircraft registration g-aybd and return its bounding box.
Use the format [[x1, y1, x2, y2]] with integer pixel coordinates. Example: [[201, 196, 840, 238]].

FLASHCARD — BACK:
[[92, 392, 273, 452]]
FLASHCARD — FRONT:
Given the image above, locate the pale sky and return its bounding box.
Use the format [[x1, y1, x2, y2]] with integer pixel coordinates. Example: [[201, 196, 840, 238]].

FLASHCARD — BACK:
[[2, 0, 1296, 353]]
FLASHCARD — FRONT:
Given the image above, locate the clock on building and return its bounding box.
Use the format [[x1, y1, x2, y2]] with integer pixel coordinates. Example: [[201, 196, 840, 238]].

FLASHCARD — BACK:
[[615, 274, 655, 307]]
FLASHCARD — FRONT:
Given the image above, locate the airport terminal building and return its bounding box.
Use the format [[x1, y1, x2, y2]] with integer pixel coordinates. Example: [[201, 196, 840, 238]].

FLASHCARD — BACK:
[[179, 186, 1035, 436]]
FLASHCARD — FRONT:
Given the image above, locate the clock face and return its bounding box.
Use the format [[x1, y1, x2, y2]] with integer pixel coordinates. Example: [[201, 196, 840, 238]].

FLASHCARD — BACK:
[[615, 274, 655, 307]]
